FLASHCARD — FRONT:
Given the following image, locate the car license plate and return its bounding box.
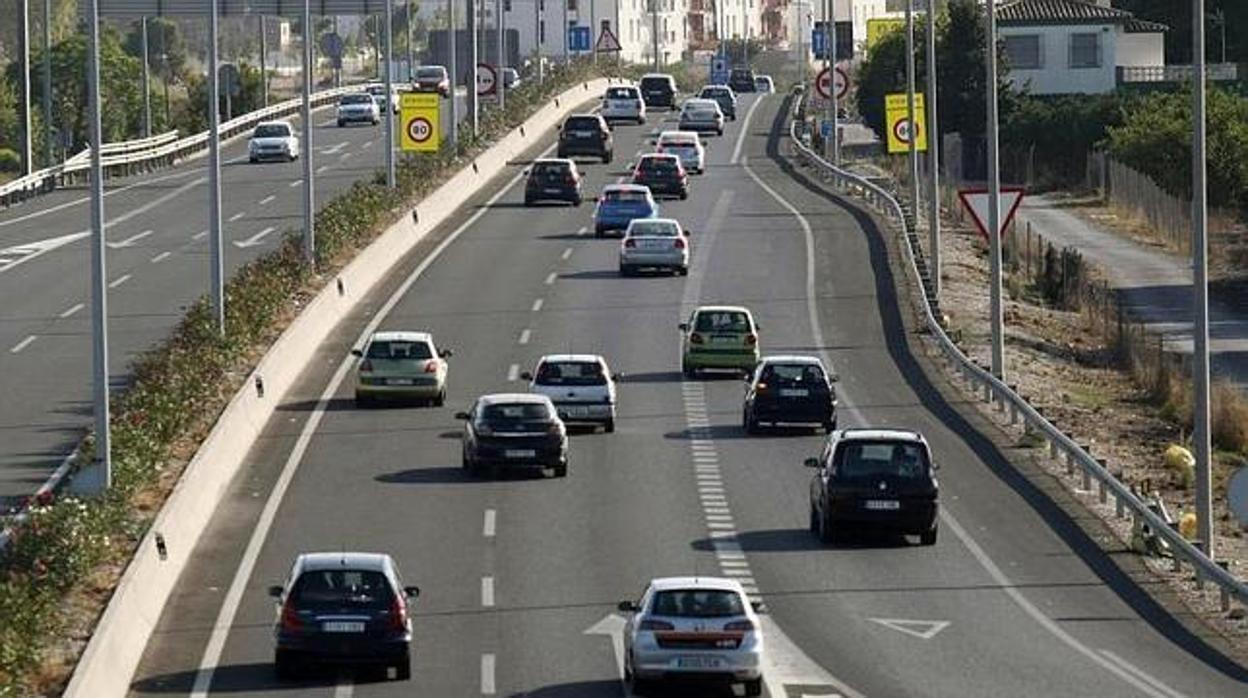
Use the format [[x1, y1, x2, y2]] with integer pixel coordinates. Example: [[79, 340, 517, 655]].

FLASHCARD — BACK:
[[572, 130, 593, 138], [563, 406, 590, 417], [387, 378, 414, 386], [640, 240, 667, 249], [322, 621, 365, 633], [780, 388, 809, 397], [504, 449, 536, 459], [865, 500, 900, 511], [711, 336, 737, 344], [545, 187, 563, 194], [674, 656, 722, 669]]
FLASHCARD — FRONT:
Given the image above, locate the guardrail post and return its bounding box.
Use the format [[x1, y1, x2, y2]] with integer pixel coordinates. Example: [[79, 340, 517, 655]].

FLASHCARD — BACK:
[[1080, 450, 1092, 492], [1096, 458, 1109, 504], [1065, 449, 1076, 476]]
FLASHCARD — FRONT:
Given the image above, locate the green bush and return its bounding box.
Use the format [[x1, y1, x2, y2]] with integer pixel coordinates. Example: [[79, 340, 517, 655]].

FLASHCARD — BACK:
[[0, 149, 19, 173]]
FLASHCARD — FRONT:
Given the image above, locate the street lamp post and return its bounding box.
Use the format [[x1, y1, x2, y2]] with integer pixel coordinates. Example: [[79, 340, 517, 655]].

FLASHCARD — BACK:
[[1192, 0, 1214, 560], [926, 0, 940, 300], [18, 0, 32, 175], [141, 17, 151, 138], [259, 15, 269, 108], [985, 0, 1004, 379], [904, 0, 919, 243], [385, 2, 397, 188], [449, 0, 459, 148], [43, 0, 52, 168], [300, 0, 316, 264], [85, 0, 113, 491], [208, 0, 225, 331]]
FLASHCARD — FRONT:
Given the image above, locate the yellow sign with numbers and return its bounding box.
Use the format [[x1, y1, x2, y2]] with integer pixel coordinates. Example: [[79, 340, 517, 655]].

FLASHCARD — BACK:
[[400, 92, 441, 152], [885, 92, 927, 154]]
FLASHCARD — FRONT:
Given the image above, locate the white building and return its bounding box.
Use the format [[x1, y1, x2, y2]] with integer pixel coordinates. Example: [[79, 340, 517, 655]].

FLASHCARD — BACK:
[[502, 0, 691, 67]]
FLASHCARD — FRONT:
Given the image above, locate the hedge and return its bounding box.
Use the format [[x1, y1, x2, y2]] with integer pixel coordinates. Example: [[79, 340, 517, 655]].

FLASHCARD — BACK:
[[0, 58, 621, 696]]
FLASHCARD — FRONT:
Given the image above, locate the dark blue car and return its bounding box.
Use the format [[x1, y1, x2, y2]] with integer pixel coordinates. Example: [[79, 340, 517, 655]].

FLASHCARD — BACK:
[[594, 184, 659, 236]]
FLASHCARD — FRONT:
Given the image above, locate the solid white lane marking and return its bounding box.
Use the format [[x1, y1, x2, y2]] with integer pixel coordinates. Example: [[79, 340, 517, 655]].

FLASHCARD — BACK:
[[483, 509, 496, 538], [544, 271, 557, 285], [482, 576, 495, 608], [150, 251, 172, 263], [10, 335, 36, 354], [59, 303, 84, 318], [531, 298, 544, 312], [507, 363, 520, 381], [228, 211, 246, 222], [108, 274, 132, 289], [518, 328, 531, 345], [481, 653, 496, 695], [731, 95, 767, 165], [1099, 650, 1188, 698], [560, 247, 573, 260], [868, 618, 951, 641], [259, 195, 276, 206], [106, 229, 153, 249]]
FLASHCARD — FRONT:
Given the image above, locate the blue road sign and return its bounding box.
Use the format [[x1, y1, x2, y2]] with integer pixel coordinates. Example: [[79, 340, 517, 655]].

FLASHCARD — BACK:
[[821, 119, 833, 138], [812, 28, 827, 58], [710, 56, 729, 85], [568, 26, 591, 52]]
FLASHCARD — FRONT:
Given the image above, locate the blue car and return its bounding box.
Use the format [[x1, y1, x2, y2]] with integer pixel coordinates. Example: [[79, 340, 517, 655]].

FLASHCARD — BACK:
[[594, 184, 659, 236]]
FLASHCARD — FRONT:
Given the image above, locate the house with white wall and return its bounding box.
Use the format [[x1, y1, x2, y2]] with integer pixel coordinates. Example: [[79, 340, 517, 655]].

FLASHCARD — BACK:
[[501, 0, 690, 67]]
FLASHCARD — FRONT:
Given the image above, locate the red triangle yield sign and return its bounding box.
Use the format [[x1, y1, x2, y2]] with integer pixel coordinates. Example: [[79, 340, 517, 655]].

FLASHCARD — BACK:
[[957, 187, 1025, 241], [596, 26, 622, 52]]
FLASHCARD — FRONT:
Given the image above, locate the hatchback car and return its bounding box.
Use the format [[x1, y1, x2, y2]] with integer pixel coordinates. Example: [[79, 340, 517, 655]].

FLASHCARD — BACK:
[[639, 73, 678, 109], [337, 92, 380, 127], [458, 394, 568, 477], [631, 153, 688, 200], [620, 218, 689, 276], [698, 85, 737, 120], [594, 183, 659, 236], [806, 428, 940, 545], [248, 120, 299, 163], [743, 356, 838, 433], [679, 306, 760, 377], [619, 576, 765, 696], [502, 67, 521, 90], [521, 354, 618, 431], [524, 158, 583, 206], [413, 65, 450, 96], [602, 84, 646, 124], [352, 331, 452, 407], [754, 75, 775, 93], [557, 113, 613, 162], [679, 99, 725, 136], [269, 552, 420, 680], [366, 83, 401, 113], [655, 130, 705, 174], [729, 67, 757, 93]]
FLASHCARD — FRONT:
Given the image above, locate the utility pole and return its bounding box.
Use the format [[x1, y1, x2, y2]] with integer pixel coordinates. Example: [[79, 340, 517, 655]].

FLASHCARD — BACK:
[[19, 0, 32, 174], [259, 15, 269, 108], [385, 4, 396, 188], [985, 0, 1004, 379], [797, 1, 805, 88], [334, 16, 342, 88], [536, 0, 544, 85], [42, 0, 52, 167], [497, 0, 506, 109], [562, 0, 569, 65], [651, 0, 659, 71], [85, 0, 112, 492], [1192, 0, 1214, 559], [450, 0, 459, 149], [905, 0, 919, 240], [926, 0, 940, 299], [141, 17, 151, 137], [590, 0, 596, 66], [301, 0, 316, 264], [209, 0, 225, 333], [824, 0, 835, 163], [468, 0, 478, 133], [408, 0, 416, 80]]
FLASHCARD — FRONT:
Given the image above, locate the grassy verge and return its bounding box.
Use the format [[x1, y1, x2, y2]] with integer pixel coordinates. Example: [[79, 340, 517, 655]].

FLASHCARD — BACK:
[[0, 59, 620, 696]]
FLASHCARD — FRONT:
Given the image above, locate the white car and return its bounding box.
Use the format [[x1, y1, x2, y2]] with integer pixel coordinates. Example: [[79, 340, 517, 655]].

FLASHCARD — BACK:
[[679, 98, 725, 135], [248, 120, 299, 163], [655, 130, 705, 174], [352, 330, 452, 406], [620, 576, 765, 696], [521, 354, 618, 432], [336, 92, 381, 126], [601, 84, 646, 124], [366, 83, 401, 114], [619, 218, 689, 276]]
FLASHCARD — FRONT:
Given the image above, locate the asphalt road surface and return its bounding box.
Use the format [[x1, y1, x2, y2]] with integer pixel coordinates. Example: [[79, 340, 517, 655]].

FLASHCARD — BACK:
[[124, 94, 1248, 697]]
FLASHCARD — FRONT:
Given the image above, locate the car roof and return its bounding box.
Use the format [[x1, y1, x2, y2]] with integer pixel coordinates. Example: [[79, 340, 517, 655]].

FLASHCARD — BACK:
[[532, 157, 574, 166], [641, 73, 674, 80], [761, 355, 825, 366], [658, 130, 699, 140], [297, 552, 392, 573], [693, 305, 752, 315], [256, 120, 292, 128], [602, 183, 651, 193], [836, 428, 926, 444], [639, 152, 679, 160], [700, 84, 731, 91], [369, 330, 433, 343], [649, 576, 747, 593], [684, 98, 717, 106], [538, 353, 606, 364], [566, 112, 602, 120], [477, 393, 554, 406], [629, 217, 680, 227]]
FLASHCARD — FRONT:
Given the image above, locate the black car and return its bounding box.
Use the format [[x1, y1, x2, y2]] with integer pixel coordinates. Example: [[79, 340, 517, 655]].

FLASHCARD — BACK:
[[524, 158, 583, 206], [557, 113, 613, 163], [270, 552, 419, 680], [729, 67, 757, 93], [458, 394, 568, 477], [743, 356, 837, 433], [698, 85, 738, 120], [806, 429, 939, 545], [639, 73, 678, 109], [631, 153, 688, 200]]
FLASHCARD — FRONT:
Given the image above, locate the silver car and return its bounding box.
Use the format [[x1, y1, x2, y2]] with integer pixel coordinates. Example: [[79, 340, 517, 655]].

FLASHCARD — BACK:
[[602, 85, 646, 124], [620, 576, 765, 696], [619, 218, 689, 276], [337, 92, 380, 126], [521, 354, 619, 432], [679, 98, 725, 135], [352, 331, 452, 406], [655, 130, 705, 174]]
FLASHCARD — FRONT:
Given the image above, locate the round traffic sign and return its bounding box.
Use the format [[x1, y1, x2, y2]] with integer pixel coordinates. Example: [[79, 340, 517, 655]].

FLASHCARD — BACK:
[[816, 67, 832, 99], [407, 116, 433, 143], [893, 117, 920, 144], [476, 63, 498, 96], [816, 66, 850, 100], [834, 66, 850, 99]]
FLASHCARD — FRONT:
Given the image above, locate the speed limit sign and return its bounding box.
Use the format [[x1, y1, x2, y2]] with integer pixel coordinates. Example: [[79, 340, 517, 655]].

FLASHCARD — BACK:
[[407, 117, 433, 143], [400, 92, 441, 152]]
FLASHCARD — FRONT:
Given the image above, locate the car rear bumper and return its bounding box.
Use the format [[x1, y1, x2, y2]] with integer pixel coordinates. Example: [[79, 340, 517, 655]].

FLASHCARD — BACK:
[[276, 635, 409, 664], [684, 349, 759, 370], [620, 250, 687, 267], [527, 186, 580, 202], [828, 501, 938, 533], [251, 151, 292, 161], [356, 380, 442, 399], [632, 649, 762, 681], [551, 402, 614, 423], [603, 107, 643, 120], [472, 438, 566, 466], [749, 401, 834, 424], [680, 121, 723, 133], [596, 215, 648, 231], [338, 112, 377, 122], [558, 143, 609, 156], [634, 180, 687, 196]]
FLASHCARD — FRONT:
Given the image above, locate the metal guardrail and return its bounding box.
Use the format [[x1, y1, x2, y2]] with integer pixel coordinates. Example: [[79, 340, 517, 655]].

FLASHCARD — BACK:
[[0, 86, 358, 209], [786, 101, 1248, 611]]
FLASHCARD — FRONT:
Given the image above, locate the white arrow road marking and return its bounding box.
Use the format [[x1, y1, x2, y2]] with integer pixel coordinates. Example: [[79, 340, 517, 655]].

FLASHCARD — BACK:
[[0, 231, 90, 274], [584, 613, 627, 682], [233, 227, 277, 249], [106, 229, 153, 249], [867, 618, 950, 640]]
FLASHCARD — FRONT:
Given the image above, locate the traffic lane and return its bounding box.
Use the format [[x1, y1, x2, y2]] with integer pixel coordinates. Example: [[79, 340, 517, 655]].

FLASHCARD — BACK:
[[714, 97, 1247, 696]]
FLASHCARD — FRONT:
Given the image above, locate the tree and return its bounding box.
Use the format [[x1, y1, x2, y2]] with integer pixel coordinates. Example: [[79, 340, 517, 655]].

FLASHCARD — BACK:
[[1117, 0, 1246, 66], [124, 17, 189, 83], [181, 61, 266, 133]]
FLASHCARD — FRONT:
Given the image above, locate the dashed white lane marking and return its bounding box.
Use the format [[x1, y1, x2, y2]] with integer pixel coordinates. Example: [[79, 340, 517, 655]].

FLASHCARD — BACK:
[[544, 271, 557, 285], [518, 328, 531, 345], [332, 674, 353, 698], [106, 229, 153, 249], [108, 273, 132, 289], [192, 229, 208, 241], [531, 298, 544, 312], [59, 303, 84, 318], [259, 194, 276, 206], [363, 140, 375, 149], [507, 363, 520, 381], [481, 576, 495, 608], [150, 251, 172, 263], [228, 211, 246, 222], [576, 226, 588, 236], [316, 165, 330, 174], [483, 509, 496, 538], [481, 653, 496, 695], [10, 335, 36, 354], [560, 247, 573, 260], [288, 179, 302, 188], [339, 152, 352, 162]]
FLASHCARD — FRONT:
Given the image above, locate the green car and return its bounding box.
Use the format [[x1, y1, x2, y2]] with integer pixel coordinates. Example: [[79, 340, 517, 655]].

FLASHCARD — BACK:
[[352, 331, 452, 406], [679, 306, 760, 377]]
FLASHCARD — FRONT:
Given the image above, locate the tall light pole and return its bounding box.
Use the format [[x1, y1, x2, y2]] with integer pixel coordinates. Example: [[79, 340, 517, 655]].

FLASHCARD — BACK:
[[497, 0, 506, 109], [141, 17, 152, 137], [985, 0, 1004, 379], [385, 3, 397, 188], [259, 15, 269, 108], [824, 0, 835, 163], [904, 0, 919, 237], [42, 0, 52, 167], [18, 0, 32, 175], [449, 0, 459, 149], [536, 0, 544, 85], [85, 0, 112, 491], [1192, 0, 1214, 559], [926, 0, 940, 299], [208, 0, 225, 332], [301, 0, 316, 264], [651, 0, 659, 71], [468, 0, 478, 133]]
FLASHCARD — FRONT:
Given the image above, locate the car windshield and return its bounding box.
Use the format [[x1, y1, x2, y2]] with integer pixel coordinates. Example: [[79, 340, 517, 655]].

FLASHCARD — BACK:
[[532, 162, 570, 176], [604, 190, 649, 204], [365, 340, 433, 360], [694, 311, 750, 332], [833, 441, 930, 480], [254, 124, 290, 138], [481, 403, 552, 422], [341, 94, 372, 104], [755, 77, 770, 87], [290, 569, 393, 611], [564, 117, 601, 130], [367, 85, 385, 95], [417, 67, 444, 79], [640, 158, 679, 173], [606, 87, 635, 99], [761, 363, 826, 386], [651, 589, 745, 618], [686, 105, 716, 116], [701, 88, 728, 98], [535, 361, 606, 386], [628, 220, 679, 237]]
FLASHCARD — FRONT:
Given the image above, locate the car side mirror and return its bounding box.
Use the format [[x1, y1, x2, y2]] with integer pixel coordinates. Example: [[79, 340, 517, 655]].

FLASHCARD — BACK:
[[612, 373, 622, 381], [454, 411, 470, 420], [350, 349, 363, 357], [404, 585, 421, 598], [751, 601, 766, 613], [678, 323, 689, 331], [804, 457, 821, 469], [519, 371, 533, 381], [743, 374, 753, 383], [267, 585, 284, 598], [439, 349, 453, 358], [932, 461, 941, 471], [829, 373, 840, 383], [617, 600, 638, 613]]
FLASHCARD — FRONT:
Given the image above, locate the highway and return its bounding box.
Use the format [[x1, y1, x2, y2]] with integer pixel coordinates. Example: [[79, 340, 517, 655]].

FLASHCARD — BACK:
[[0, 92, 463, 507], [123, 94, 1248, 697]]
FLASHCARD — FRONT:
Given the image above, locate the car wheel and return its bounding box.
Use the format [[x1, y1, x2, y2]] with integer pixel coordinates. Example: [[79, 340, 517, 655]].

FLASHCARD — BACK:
[[679, 190, 688, 200], [824, 416, 838, 433], [745, 411, 760, 435], [434, 389, 446, 407], [274, 650, 299, 680], [553, 459, 568, 478], [682, 362, 697, 379], [678, 266, 689, 277], [604, 418, 616, 434], [248, 156, 257, 164], [619, 264, 632, 277], [920, 526, 938, 546], [557, 149, 567, 158], [394, 655, 412, 681], [809, 504, 820, 534], [603, 151, 613, 164], [573, 196, 583, 207], [337, 120, 345, 127], [595, 225, 606, 237], [638, 116, 646, 125], [524, 196, 534, 207], [355, 392, 373, 409], [717, 128, 724, 136], [744, 678, 763, 697]]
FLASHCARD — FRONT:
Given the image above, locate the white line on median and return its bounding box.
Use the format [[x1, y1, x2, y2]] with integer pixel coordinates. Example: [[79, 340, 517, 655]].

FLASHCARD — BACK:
[[531, 298, 544, 312], [192, 230, 208, 241], [544, 272, 557, 285], [59, 303, 84, 318], [481, 653, 496, 695], [518, 329, 531, 345], [483, 509, 496, 538], [731, 95, 767, 165], [108, 274, 132, 289], [150, 251, 172, 263], [481, 576, 495, 607], [10, 335, 36, 354]]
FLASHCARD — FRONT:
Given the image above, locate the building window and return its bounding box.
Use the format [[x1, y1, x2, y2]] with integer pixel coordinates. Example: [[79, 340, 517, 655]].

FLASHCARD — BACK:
[[1069, 32, 1101, 69], [1003, 34, 1042, 69]]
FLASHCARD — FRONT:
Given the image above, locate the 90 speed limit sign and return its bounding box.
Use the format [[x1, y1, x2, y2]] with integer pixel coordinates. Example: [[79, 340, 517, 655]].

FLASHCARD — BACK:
[[407, 117, 433, 143], [400, 92, 441, 152]]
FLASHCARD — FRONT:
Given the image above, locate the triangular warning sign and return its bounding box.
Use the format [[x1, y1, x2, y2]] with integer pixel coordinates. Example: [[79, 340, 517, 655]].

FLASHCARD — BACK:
[[958, 187, 1025, 241], [596, 26, 622, 52], [868, 617, 950, 640]]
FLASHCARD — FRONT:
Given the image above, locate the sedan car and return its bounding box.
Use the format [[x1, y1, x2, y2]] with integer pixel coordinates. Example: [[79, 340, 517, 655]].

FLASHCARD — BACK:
[[248, 120, 299, 163], [619, 576, 765, 696], [557, 113, 613, 162], [413, 65, 450, 96], [366, 83, 401, 113], [679, 98, 725, 136], [655, 130, 705, 174], [620, 218, 689, 276], [631, 153, 688, 200], [698, 85, 737, 120], [352, 331, 451, 407], [729, 67, 757, 94], [270, 552, 420, 681], [602, 84, 646, 124], [337, 92, 380, 127], [521, 354, 618, 432], [806, 428, 939, 545], [524, 158, 583, 206], [458, 394, 568, 477], [743, 355, 838, 433], [594, 183, 658, 236], [680, 305, 760, 377]]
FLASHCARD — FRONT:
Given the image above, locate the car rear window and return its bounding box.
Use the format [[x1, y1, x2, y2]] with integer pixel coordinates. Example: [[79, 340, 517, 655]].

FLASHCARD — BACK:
[[365, 340, 433, 360], [651, 589, 745, 618], [762, 363, 826, 385], [834, 441, 930, 479], [290, 569, 394, 611], [535, 361, 606, 386], [254, 124, 290, 138], [606, 87, 636, 99], [641, 77, 673, 91], [532, 162, 570, 176], [341, 94, 373, 104], [701, 87, 728, 97], [417, 67, 444, 79], [604, 190, 649, 203], [659, 136, 697, 148], [640, 157, 679, 173], [694, 311, 749, 332], [628, 220, 679, 237], [564, 116, 601, 130], [482, 403, 552, 421]]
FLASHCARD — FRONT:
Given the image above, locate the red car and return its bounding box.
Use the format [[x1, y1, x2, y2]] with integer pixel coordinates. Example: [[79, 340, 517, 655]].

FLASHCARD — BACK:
[[414, 65, 450, 97], [631, 153, 688, 200]]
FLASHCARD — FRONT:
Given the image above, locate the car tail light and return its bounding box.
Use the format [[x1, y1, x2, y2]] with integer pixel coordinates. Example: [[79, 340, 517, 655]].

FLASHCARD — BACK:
[[724, 619, 754, 632], [280, 600, 302, 633], [389, 594, 408, 632], [690, 333, 704, 345], [673, 238, 686, 249], [360, 359, 374, 372], [546, 422, 564, 435], [639, 618, 675, 631], [745, 334, 758, 346], [565, 175, 577, 186], [755, 382, 768, 391], [624, 238, 637, 248], [423, 360, 438, 373]]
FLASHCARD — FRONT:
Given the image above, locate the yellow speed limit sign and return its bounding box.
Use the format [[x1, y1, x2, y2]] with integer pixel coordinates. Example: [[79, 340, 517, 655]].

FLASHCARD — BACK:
[[400, 92, 440, 152], [885, 92, 927, 154]]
